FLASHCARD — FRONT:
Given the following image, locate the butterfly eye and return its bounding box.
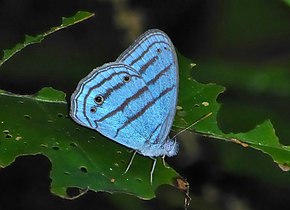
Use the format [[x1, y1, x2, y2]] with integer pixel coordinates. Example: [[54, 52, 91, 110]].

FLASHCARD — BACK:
[[94, 96, 104, 104], [123, 75, 131, 82], [90, 107, 96, 113], [157, 48, 161, 53]]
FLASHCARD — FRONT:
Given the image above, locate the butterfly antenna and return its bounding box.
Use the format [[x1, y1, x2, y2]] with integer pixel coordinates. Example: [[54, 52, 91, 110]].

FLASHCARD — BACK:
[[150, 158, 157, 185], [172, 112, 213, 139], [124, 150, 137, 174]]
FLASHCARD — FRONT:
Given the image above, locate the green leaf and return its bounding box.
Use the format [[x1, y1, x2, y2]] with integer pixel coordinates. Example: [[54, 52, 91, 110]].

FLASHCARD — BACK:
[[1, 52, 288, 200], [0, 11, 94, 67], [174, 53, 290, 170], [1, 52, 289, 199], [0, 87, 178, 199]]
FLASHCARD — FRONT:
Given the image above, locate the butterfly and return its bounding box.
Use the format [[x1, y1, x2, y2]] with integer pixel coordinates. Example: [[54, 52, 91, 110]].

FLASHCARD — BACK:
[[70, 29, 179, 183]]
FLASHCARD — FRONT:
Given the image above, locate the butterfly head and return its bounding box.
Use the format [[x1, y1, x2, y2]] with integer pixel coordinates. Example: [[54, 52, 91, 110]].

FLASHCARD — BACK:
[[163, 137, 179, 157], [139, 137, 179, 158]]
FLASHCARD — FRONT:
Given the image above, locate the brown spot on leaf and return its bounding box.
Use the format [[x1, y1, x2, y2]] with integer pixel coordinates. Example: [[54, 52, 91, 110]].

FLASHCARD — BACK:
[[230, 138, 249, 147], [278, 164, 290, 171], [174, 177, 191, 209]]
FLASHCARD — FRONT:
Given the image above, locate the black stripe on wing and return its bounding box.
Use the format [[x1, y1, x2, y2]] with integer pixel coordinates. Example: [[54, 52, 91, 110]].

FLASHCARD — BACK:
[[114, 85, 175, 138], [129, 41, 169, 66], [95, 85, 149, 123]]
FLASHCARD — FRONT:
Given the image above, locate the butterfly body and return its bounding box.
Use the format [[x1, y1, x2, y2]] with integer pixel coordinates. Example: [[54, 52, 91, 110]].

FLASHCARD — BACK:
[[70, 29, 179, 158]]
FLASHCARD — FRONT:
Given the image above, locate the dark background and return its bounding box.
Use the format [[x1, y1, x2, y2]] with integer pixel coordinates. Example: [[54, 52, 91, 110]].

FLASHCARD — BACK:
[[0, 0, 290, 209]]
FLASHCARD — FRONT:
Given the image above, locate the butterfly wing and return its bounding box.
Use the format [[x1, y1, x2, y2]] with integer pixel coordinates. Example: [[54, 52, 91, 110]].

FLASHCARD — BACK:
[[70, 63, 166, 152], [71, 30, 179, 157], [117, 29, 178, 144]]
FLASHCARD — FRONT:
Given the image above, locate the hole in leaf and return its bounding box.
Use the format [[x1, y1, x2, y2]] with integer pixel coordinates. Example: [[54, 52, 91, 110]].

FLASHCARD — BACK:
[[52, 146, 59, 150], [24, 115, 32, 119], [80, 166, 88, 173], [57, 113, 63, 117], [69, 142, 78, 147], [66, 187, 82, 198], [3, 130, 9, 134], [5, 134, 12, 138], [136, 178, 143, 183], [64, 172, 70, 175]]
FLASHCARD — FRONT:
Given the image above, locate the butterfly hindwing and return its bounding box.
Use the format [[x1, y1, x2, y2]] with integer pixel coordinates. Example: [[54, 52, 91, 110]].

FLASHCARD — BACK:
[[70, 63, 165, 151]]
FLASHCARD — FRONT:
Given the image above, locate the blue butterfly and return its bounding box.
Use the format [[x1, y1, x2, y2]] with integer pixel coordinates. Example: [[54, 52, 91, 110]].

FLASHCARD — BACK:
[[70, 29, 179, 183]]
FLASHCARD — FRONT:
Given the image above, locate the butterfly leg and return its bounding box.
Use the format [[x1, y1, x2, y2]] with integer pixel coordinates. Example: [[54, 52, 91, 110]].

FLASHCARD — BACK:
[[124, 150, 137, 174], [150, 158, 157, 185], [162, 155, 170, 169]]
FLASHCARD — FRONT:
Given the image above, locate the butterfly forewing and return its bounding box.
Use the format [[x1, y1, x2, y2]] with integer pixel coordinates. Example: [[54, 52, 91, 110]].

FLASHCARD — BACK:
[[117, 29, 178, 144]]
